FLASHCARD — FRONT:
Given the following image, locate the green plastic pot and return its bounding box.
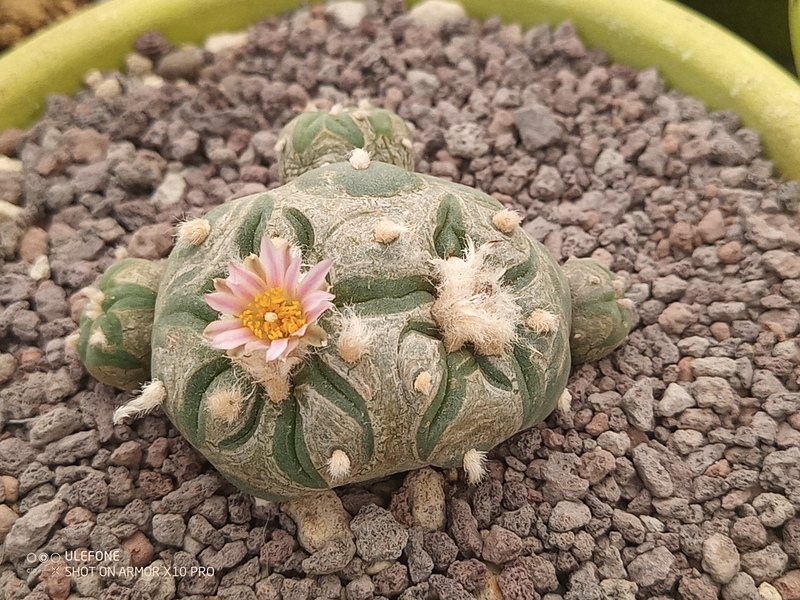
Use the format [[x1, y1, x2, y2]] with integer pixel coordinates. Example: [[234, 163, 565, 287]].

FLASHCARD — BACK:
[[1, 0, 800, 181]]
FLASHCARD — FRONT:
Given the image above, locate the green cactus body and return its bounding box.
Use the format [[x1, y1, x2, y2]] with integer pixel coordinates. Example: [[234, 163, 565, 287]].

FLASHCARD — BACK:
[[151, 161, 573, 500], [562, 258, 634, 364], [78, 258, 163, 391], [277, 108, 414, 183]]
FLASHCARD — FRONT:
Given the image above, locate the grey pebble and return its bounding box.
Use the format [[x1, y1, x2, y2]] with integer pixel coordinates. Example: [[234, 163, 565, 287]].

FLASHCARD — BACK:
[[350, 504, 408, 561]]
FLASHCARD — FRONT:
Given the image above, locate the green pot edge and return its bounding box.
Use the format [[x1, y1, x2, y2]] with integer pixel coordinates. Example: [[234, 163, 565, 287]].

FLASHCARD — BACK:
[[1, 0, 800, 181]]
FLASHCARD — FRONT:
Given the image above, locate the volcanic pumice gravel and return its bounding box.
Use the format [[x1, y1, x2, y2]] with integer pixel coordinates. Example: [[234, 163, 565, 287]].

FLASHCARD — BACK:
[[1, 0, 799, 598]]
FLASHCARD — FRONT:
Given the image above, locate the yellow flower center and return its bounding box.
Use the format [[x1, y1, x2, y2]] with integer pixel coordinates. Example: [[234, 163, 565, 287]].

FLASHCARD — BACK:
[[239, 287, 306, 341]]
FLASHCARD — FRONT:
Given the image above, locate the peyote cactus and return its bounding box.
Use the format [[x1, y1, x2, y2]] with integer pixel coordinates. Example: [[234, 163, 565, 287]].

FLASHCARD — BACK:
[[78, 107, 633, 501], [77, 258, 163, 391]]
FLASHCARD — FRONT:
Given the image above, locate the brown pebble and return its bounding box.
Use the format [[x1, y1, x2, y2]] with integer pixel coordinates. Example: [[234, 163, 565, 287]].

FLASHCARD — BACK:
[[18, 347, 44, 370], [718, 241, 743, 264], [677, 357, 694, 382], [0, 128, 21, 156], [669, 221, 695, 254], [584, 413, 609, 436], [18, 226, 48, 263], [64, 506, 95, 525], [705, 459, 731, 478], [111, 440, 143, 468], [41, 558, 71, 600], [696, 209, 726, 243], [122, 531, 156, 568], [145, 437, 170, 468], [0, 504, 19, 542], [128, 222, 174, 259], [709, 322, 730, 341], [0, 476, 19, 503]]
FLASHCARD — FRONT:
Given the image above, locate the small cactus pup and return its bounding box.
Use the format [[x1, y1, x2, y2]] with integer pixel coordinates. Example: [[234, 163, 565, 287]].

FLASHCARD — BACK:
[[78, 107, 634, 501], [77, 258, 163, 391], [276, 100, 414, 184]]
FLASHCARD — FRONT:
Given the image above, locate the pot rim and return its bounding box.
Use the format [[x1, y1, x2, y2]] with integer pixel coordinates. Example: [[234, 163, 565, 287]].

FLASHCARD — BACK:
[[1, 0, 799, 180]]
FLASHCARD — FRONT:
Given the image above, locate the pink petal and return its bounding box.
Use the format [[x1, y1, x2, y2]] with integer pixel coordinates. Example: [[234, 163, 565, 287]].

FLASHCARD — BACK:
[[264, 338, 289, 361], [206, 327, 258, 350], [283, 256, 302, 296], [204, 317, 246, 336], [205, 292, 249, 316], [227, 261, 265, 298], [298, 259, 334, 297], [243, 338, 272, 353], [260, 237, 291, 286], [302, 296, 335, 322]]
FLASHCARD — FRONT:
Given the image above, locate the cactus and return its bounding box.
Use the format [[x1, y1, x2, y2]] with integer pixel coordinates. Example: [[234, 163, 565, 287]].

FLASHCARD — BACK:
[[276, 103, 414, 183], [77, 107, 634, 501], [77, 258, 163, 390]]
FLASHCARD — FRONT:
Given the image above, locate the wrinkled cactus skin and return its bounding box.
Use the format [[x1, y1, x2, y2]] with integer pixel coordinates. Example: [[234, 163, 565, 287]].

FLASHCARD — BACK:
[[152, 161, 574, 500], [277, 108, 414, 183], [562, 258, 634, 364], [78, 258, 163, 391]]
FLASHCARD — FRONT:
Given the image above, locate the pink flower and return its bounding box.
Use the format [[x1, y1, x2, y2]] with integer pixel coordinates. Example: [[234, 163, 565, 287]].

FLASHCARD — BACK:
[[203, 237, 335, 361]]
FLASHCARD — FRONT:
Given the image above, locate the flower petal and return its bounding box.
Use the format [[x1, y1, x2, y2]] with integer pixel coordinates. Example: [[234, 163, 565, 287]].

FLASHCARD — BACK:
[[205, 292, 249, 316], [243, 338, 272, 353], [283, 255, 302, 296], [301, 323, 328, 347], [227, 261, 265, 298], [243, 254, 268, 285], [206, 327, 258, 350], [302, 296, 335, 322], [298, 259, 334, 297], [264, 338, 289, 361], [204, 317, 247, 336], [260, 237, 291, 286]]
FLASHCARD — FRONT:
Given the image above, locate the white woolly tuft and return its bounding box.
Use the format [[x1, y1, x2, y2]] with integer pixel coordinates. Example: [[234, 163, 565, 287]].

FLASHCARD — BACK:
[[526, 309, 559, 334], [414, 371, 432, 395], [463, 449, 488, 485], [327, 449, 351, 482], [352, 110, 367, 120], [303, 101, 318, 112], [274, 137, 287, 153], [114, 247, 129, 261], [348, 148, 371, 170], [492, 208, 521, 233], [65, 332, 81, 348], [357, 99, 373, 111], [371, 220, 407, 244], [232, 353, 302, 404], [88, 328, 109, 349], [430, 240, 520, 356], [329, 103, 344, 116], [207, 387, 245, 424], [617, 298, 635, 311], [558, 389, 573, 413], [81, 288, 106, 321], [336, 308, 374, 364], [177, 218, 211, 246], [401, 138, 413, 149], [113, 380, 166, 424]]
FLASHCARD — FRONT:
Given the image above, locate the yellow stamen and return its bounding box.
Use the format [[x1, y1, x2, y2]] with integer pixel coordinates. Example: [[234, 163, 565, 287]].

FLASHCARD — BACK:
[[240, 287, 306, 341]]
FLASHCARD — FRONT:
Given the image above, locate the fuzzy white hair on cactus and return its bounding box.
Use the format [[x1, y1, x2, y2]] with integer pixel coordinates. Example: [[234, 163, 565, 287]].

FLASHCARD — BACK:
[[348, 148, 371, 170], [207, 387, 246, 424], [526, 309, 559, 334], [430, 240, 520, 356], [414, 371, 432, 395], [177, 218, 211, 246], [88, 328, 109, 350], [327, 449, 352, 482], [492, 208, 521, 233], [463, 448, 488, 485], [336, 308, 374, 364], [371, 219, 407, 244], [113, 380, 166, 424], [80, 287, 105, 320]]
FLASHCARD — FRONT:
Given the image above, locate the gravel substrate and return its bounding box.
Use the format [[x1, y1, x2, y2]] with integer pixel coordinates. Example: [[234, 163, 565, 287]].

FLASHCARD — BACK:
[[1, 1, 800, 599]]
